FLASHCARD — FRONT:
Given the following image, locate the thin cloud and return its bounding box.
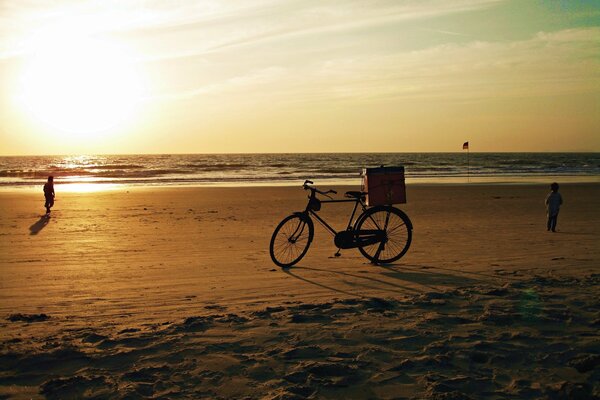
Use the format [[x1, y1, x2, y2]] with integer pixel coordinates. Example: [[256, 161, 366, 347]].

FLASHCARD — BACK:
[[139, 0, 503, 61], [311, 27, 600, 103], [0, 0, 504, 60], [148, 66, 287, 101], [420, 28, 468, 37], [152, 27, 599, 106]]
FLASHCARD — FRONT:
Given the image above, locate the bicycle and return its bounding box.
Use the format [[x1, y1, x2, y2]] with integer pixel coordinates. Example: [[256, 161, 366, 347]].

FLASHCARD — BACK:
[[269, 180, 413, 267]]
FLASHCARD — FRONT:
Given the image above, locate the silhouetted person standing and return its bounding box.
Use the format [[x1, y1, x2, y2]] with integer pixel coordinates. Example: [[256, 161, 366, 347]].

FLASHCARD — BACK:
[[545, 182, 562, 232], [44, 176, 55, 214]]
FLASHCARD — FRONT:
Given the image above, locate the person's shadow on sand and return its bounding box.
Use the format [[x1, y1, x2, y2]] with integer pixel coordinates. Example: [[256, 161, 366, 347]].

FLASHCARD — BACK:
[[30, 215, 50, 235]]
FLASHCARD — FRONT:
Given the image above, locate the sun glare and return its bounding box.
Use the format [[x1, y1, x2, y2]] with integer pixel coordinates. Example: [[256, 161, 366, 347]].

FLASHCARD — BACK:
[[17, 25, 144, 140]]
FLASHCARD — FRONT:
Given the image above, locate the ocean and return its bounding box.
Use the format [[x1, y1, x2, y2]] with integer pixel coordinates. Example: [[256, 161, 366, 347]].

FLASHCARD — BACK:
[[0, 153, 598, 189]]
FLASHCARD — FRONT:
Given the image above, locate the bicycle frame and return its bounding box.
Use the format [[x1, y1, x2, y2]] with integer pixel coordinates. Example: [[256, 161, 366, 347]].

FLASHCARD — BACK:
[[302, 194, 368, 236]]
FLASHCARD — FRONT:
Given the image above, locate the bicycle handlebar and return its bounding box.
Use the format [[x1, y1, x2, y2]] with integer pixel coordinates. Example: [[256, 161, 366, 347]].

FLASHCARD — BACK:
[[302, 180, 337, 196]]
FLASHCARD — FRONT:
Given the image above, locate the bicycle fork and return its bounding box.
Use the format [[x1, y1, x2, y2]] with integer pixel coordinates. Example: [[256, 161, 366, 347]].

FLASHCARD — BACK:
[[288, 220, 307, 243]]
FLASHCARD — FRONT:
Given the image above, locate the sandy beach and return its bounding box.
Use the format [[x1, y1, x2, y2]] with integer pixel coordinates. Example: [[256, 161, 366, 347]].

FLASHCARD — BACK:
[[1, 183, 599, 399]]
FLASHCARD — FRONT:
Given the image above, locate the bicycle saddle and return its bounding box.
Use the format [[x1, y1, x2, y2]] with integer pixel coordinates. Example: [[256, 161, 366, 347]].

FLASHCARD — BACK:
[[345, 191, 367, 200]]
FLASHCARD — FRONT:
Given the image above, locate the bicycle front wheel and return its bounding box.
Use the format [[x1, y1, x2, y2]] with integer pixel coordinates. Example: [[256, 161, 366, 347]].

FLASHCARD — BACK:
[[269, 214, 314, 268], [355, 206, 412, 264]]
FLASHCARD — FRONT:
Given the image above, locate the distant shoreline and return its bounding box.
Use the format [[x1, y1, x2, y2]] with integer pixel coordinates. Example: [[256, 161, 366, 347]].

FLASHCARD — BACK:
[[1, 177, 599, 193]]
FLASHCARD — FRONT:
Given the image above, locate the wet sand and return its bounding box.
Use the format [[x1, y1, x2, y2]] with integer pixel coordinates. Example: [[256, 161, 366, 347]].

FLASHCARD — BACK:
[[1, 183, 599, 399]]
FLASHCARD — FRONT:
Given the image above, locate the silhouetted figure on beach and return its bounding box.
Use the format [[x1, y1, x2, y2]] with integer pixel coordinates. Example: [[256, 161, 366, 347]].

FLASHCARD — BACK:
[[545, 182, 562, 232], [44, 176, 55, 214]]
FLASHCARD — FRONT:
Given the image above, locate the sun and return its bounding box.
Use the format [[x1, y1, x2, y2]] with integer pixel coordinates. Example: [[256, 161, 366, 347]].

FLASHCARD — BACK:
[[17, 27, 144, 139]]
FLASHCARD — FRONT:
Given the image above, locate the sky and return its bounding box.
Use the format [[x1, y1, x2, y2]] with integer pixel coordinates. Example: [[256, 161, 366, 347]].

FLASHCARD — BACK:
[[0, 0, 599, 155]]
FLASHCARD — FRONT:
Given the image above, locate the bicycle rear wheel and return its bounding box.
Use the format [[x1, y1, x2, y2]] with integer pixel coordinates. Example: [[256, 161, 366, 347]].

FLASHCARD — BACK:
[[355, 206, 412, 264], [270, 214, 314, 268]]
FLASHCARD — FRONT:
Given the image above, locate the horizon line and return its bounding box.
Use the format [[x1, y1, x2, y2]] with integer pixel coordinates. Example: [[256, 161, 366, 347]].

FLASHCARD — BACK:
[[1, 150, 599, 157]]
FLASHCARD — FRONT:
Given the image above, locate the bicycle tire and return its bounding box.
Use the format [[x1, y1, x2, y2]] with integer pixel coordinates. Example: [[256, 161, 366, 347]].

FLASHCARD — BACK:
[[355, 206, 412, 264], [269, 213, 314, 268]]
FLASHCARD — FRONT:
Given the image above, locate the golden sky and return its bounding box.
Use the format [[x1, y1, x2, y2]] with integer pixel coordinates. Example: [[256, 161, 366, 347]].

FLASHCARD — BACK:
[[1, 0, 599, 155]]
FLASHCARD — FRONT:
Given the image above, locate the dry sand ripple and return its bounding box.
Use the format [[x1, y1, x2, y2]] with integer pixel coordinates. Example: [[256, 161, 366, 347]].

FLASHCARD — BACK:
[[1, 274, 598, 399]]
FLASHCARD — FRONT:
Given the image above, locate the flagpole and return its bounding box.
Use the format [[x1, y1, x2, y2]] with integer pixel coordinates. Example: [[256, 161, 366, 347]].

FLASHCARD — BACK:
[[467, 146, 470, 183], [463, 141, 470, 183]]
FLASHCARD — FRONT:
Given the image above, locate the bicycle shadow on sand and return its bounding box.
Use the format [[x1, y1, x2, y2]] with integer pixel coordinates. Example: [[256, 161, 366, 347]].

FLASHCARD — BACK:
[[30, 215, 50, 235], [283, 264, 469, 298], [380, 263, 526, 284], [283, 261, 523, 298], [283, 267, 364, 298], [376, 264, 484, 289]]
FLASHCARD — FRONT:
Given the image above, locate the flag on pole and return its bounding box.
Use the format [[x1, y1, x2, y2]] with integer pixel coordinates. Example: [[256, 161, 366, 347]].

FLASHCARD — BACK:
[[462, 141, 469, 150]]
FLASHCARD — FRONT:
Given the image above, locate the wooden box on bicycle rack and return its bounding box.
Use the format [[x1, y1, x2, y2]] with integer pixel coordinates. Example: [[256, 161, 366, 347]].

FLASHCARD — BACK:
[[362, 166, 406, 206]]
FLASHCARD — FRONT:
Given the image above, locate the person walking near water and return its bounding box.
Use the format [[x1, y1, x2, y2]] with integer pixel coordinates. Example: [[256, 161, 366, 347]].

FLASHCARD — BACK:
[[44, 176, 55, 214], [545, 182, 562, 232]]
